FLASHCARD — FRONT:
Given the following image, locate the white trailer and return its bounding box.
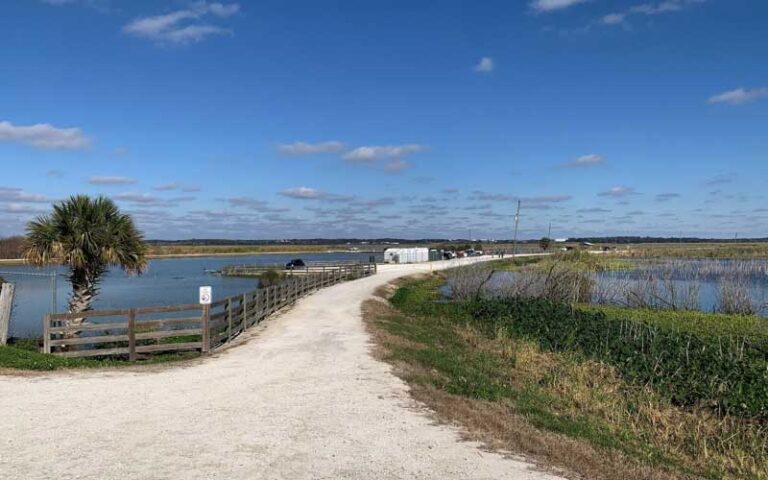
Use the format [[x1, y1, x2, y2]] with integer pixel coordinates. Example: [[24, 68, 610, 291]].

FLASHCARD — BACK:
[[383, 247, 430, 264]]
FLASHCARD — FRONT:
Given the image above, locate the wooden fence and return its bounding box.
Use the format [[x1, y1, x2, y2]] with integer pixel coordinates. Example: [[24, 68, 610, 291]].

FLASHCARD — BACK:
[[42, 263, 376, 359]]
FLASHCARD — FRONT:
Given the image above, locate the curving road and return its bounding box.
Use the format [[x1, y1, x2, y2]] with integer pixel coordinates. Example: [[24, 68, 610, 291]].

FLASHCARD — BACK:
[[0, 257, 563, 480]]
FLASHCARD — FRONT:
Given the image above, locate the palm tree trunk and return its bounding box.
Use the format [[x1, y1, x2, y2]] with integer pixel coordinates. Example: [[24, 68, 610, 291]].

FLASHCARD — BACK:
[[66, 268, 100, 338]]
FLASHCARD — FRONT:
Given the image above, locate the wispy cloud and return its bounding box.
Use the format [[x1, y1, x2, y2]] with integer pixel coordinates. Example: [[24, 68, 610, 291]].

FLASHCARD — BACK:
[[113, 192, 164, 204], [88, 175, 137, 186], [577, 207, 612, 213], [708, 87, 768, 105], [598, 186, 638, 198], [224, 196, 268, 208], [471, 191, 572, 204], [123, 2, 240, 45], [41, 0, 111, 11], [382, 159, 410, 173], [0, 120, 90, 150], [705, 174, 733, 186], [154, 182, 179, 191], [564, 153, 605, 168], [278, 141, 346, 156], [0, 203, 50, 214], [655, 192, 681, 202], [0, 187, 51, 203], [474, 57, 495, 73], [601, 0, 706, 27], [530, 0, 589, 13]]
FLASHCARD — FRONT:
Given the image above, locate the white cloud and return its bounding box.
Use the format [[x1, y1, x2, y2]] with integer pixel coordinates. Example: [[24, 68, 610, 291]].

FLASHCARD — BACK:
[[278, 141, 346, 156], [530, 0, 589, 13], [708, 87, 768, 105], [280, 187, 325, 199], [342, 144, 427, 163], [123, 2, 240, 45], [598, 186, 638, 197], [88, 175, 137, 186], [474, 57, 495, 73], [0, 120, 90, 150], [0, 203, 49, 214], [601, 13, 626, 25], [154, 182, 179, 191], [0, 187, 51, 203], [564, 153, 605, 168], [113, 192, 163, 204]]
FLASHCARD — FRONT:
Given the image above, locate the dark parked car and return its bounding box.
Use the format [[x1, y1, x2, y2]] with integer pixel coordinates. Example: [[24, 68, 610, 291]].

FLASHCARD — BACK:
[[285, 258, 306, 269]]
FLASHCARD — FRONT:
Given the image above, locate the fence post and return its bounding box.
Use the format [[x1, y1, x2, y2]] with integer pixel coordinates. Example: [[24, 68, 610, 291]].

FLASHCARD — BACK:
[[127, 308, 137, 361], [227, 298, 233, 342], [242, 293, 247, 332], [43, 313, 51, 354], [201, 304, 210, 353], [0, 283, 14, 346]]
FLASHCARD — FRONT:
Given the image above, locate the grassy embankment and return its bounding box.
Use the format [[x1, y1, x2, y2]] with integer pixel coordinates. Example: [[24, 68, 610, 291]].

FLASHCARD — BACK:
[[365, 271, 768, 479]]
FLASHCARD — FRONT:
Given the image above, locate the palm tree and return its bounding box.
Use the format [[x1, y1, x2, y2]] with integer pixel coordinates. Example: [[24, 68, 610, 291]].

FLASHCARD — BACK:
[[24, 196, 147, 326]]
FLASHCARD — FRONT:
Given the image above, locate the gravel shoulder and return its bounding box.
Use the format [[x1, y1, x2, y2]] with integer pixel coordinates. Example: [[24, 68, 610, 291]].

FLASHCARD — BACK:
[[0, 257, 562, 480]]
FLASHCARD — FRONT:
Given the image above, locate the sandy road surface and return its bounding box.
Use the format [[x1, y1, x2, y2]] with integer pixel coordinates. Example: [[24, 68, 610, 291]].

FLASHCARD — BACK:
[[0, 257, 563, 480]]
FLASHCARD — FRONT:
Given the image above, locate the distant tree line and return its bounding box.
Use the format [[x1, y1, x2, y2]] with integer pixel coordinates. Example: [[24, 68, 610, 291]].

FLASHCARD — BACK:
[[0, 236, 24, 259], [567, 236, 768, 244]]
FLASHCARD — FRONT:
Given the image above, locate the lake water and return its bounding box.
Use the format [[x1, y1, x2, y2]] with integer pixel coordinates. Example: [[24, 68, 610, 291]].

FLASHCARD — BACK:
[[1, 252, 381, 337]]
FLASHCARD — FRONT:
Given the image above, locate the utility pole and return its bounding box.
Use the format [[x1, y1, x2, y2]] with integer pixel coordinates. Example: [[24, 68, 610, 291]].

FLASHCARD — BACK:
[[547, 222, 552, 239], [512, 200, 521, 257]]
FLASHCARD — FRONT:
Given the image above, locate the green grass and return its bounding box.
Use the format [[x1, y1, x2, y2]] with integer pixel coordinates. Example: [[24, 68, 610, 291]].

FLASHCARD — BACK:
[[0, 338, 199, 371], [373, 275, 768, 479], [580, 304, 768, 338]]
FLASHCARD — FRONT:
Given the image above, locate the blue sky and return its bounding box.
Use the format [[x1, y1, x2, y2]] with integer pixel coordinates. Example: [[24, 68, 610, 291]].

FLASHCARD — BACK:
[[1, 0, 766, 240]]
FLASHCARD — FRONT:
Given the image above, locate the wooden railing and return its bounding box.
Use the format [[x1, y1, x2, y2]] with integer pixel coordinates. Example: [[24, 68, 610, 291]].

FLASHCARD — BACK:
[[221, 261, 377, 277], [42, 263, 376, 359]]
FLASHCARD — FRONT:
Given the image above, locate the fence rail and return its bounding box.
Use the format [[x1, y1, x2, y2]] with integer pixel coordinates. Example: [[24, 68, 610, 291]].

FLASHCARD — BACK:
[[42, 263, 375, 359]]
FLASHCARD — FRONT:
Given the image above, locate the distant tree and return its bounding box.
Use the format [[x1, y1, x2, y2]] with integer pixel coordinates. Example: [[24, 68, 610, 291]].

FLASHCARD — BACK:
[[24, 196, 147, 321], [539, 237, 553, 251], [473, 242, 484, 252]]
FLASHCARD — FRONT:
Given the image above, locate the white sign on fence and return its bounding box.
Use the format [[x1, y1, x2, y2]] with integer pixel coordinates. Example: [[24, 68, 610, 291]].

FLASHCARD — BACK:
[[199, 286, 212, 305]]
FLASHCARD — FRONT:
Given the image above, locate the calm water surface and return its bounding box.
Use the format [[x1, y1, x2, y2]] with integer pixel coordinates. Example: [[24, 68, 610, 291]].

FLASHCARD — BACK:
[[1, 252, 381, 337]]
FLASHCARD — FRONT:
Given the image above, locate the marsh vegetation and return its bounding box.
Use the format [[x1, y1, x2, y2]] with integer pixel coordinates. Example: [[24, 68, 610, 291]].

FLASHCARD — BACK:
[[366, 253, 768, 479]]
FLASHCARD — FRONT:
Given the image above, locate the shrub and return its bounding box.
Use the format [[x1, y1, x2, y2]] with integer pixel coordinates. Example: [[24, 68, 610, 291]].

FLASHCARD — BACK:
[[467, 297, 768, 420], [258, 269, 283, 288], [445, 263, 495, 301]]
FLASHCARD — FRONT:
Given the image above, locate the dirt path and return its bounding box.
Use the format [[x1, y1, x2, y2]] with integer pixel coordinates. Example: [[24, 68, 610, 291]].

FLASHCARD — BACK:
[[0, 257, 562, 480]]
